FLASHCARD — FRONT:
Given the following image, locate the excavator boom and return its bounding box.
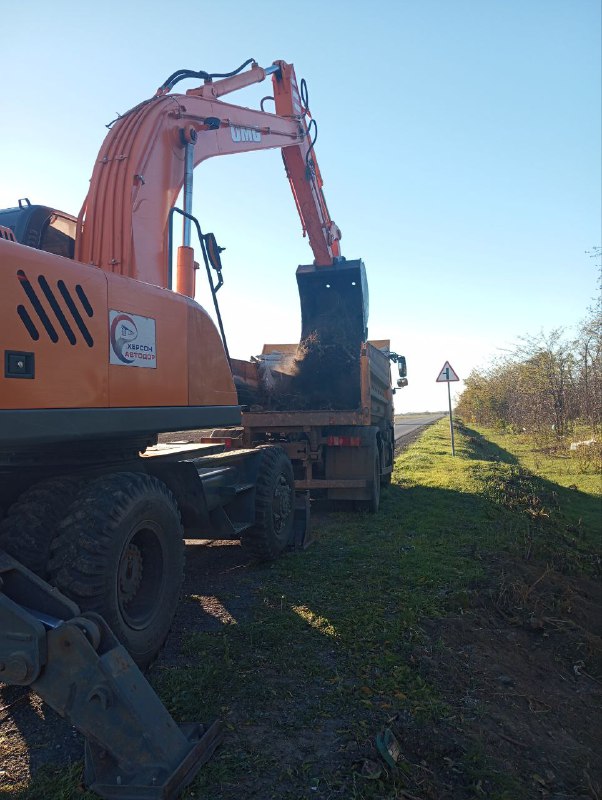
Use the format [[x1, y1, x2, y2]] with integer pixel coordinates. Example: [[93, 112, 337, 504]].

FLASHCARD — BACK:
[[76, 59, 342, 289]]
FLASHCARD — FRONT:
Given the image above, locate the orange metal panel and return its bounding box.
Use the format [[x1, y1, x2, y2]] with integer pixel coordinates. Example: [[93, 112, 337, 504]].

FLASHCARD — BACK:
[[0, 239, 108, 410], [187, 302, 237, 406], [1, 241, 237, 413]]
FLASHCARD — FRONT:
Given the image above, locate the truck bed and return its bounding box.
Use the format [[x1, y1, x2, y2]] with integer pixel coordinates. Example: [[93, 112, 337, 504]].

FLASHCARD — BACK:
[[242, 409, 365, 428]]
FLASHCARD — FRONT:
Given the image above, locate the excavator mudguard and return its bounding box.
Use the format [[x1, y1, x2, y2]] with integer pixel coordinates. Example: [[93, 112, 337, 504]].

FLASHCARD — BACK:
[[296, 258, 369, 343]]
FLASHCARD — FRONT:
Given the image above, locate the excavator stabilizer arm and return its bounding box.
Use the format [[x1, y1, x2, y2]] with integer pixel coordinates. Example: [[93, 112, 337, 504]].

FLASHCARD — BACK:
[[0, 551, 222, 799]]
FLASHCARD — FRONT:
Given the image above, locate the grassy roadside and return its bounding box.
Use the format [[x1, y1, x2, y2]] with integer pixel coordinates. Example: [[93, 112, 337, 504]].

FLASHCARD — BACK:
[[5, 420, 601, 800]]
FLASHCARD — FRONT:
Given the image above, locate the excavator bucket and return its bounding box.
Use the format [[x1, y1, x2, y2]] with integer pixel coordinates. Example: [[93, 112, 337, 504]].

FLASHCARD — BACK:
[[296, 259, 369, 343], [292, 259, 369, 410]]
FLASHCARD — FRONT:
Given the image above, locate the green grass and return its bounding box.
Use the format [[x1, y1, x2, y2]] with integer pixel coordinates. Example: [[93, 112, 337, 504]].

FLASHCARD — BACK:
[[1, 763, 95, 800], [9, 420, 601, 799]]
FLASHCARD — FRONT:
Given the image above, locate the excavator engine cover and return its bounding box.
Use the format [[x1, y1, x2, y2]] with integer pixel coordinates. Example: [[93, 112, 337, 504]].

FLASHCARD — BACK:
[[296, 259, 369, 343]]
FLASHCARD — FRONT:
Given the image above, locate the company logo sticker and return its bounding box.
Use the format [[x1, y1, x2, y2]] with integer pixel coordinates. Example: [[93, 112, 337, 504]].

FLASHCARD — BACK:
[[230, 125, 261, 143], [109, 310, 156, 368]]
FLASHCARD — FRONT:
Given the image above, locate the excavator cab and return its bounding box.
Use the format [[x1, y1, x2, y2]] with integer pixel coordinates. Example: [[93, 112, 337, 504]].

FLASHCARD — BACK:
[[296, 258, 369, 344], [0, 200, 76, 258]]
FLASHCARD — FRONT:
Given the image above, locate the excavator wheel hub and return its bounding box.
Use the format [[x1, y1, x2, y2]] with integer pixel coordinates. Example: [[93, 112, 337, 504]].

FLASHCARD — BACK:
[[118, 543, 143, 606]]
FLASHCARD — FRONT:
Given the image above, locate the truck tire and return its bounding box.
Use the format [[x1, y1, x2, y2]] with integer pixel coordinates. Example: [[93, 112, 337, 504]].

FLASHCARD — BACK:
[[369, 445, 381, 513], [49, 472, 185, 669], [360, 444, 381, 514], [0, 476, 82, 578], [381, 441, 394, 486], [242, 446, 294, 561]]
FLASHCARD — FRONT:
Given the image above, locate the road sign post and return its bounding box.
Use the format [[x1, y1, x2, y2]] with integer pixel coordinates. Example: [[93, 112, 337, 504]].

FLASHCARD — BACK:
[[436, 361, 460, 456]]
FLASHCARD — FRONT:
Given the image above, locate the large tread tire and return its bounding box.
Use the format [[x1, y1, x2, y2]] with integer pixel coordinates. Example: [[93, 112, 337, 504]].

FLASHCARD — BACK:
[[355, 442, 381, 513], [0, 476, 82, 578], [368, 445, 381, 514], [242, 446, 295, 561], [49, 472, 185, 670], [381, 438, 394, 486]]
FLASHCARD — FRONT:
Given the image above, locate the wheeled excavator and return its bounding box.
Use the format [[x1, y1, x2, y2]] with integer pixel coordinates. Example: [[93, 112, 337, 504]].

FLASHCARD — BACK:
[[0, 58, 380, 799]]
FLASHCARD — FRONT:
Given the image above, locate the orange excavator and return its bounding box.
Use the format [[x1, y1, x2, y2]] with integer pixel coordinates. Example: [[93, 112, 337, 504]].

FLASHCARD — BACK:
[[0, 58, 367, 799]]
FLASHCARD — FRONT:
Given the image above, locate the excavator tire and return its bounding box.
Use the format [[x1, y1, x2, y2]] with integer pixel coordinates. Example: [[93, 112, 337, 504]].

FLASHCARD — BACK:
[[242, 446, 295, 561], [49, 472, 185, 670], [0, 476, 82, 578]]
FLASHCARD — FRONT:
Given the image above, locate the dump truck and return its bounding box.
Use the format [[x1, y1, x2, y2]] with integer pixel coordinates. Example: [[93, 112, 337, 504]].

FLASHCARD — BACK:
[[230, 257, 407, 513], [0, 58, 403, 799], [238, 341, 406, 514]]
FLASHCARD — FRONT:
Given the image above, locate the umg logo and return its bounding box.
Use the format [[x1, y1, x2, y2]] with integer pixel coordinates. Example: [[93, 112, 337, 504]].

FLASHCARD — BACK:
[[230, 126, 262, 143]]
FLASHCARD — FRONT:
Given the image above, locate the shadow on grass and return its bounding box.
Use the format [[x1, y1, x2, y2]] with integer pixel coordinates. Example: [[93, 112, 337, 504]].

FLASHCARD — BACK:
[[455, 424, 600, 559], [458, 423, 519, 465]]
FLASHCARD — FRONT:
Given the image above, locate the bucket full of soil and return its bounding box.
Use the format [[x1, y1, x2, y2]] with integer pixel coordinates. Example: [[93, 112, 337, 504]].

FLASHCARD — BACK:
[[290, 259, 368, 410]]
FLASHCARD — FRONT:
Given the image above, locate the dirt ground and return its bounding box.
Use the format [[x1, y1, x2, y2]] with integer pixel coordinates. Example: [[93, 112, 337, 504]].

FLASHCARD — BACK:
[[1, 430, 600, 799], [399, 562, 602, 799]]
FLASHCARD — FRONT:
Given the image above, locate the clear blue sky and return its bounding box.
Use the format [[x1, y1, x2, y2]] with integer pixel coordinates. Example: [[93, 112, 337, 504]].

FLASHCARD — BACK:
[[1, 0, 600, 411]]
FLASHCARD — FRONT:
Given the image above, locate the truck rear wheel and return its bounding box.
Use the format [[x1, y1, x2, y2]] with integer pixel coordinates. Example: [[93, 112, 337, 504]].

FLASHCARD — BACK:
[[367, 445, 381, 514], [356, 441, 381, 514], [381, 441, 394, 486], [242, 446, 294, 561], [49, 472, 185, 669], [0, 476, 82, 578]]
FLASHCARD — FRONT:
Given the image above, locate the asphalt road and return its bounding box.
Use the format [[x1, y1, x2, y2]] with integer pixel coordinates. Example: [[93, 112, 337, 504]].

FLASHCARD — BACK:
[[394, 413, 447, 440]]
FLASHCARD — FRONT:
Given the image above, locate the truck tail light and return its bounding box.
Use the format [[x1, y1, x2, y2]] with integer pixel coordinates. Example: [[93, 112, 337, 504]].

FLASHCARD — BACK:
[[327, 435, 361, 447]]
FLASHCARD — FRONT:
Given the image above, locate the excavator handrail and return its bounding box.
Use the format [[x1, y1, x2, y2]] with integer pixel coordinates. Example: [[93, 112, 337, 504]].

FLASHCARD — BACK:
[[168, 205, 231, 364]]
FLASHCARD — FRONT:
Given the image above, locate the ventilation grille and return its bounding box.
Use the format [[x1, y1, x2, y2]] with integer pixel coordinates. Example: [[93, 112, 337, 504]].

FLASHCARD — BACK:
[[16, 269, 94, 347], [0, 225, 16, 242]]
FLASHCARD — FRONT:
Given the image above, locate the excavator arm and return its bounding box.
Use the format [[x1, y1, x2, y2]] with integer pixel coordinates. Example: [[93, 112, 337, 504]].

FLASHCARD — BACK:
[[271, 61, 342, 264]]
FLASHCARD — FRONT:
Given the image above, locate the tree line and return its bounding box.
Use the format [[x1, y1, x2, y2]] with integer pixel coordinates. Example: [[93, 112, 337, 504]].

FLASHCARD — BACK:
[[456, 261, 601, 439]]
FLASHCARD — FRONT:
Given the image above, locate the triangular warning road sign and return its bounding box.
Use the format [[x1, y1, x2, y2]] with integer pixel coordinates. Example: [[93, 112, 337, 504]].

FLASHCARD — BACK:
[[436, 361, 460, 382]]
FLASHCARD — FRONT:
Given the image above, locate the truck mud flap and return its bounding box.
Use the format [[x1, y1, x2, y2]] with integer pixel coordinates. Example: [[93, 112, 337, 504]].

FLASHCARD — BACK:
[[291, 490, 313, 549]]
